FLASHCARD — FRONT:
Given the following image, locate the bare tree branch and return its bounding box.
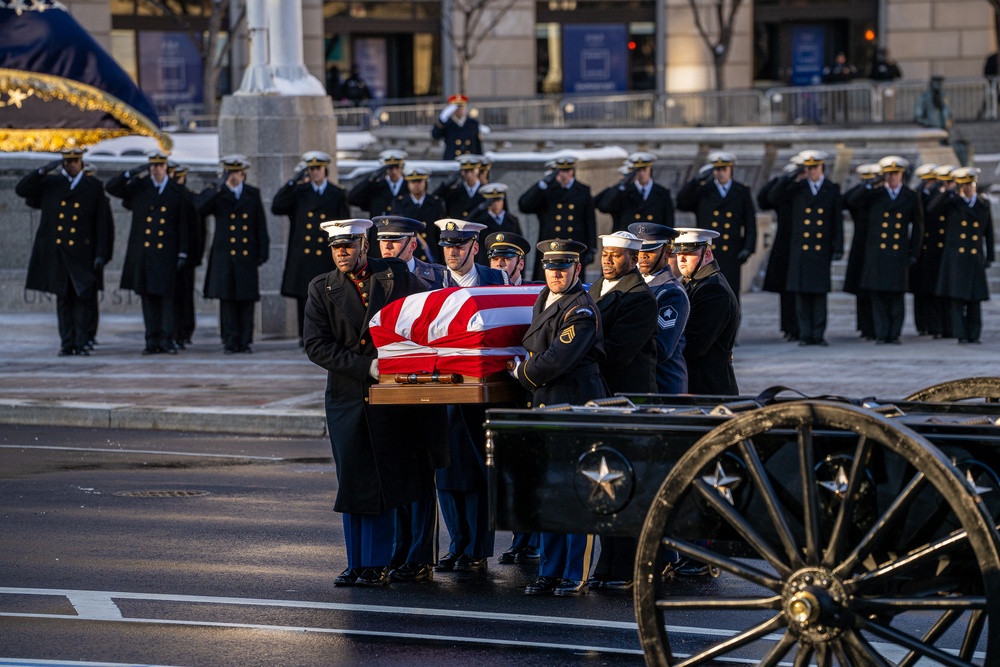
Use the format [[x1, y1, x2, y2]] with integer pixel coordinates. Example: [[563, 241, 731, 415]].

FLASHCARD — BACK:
[[685, 0, 746, 91], [445, 0, 520, 93]]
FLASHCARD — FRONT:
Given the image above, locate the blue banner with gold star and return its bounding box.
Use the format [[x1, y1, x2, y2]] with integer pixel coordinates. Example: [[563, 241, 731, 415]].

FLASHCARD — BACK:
[[0, 0, 168, 152]]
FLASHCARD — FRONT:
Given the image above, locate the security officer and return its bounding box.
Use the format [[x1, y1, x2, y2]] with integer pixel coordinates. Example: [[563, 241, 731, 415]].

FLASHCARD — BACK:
[[106, 149, 191, 355], [485, 231, 531, 285], [385, 166, 446, 261], [473, 184, 523, 264], [587, 231, 657, 592], [931, 167, 995, 344], [675, 151, 757, 300], [17, 147, 112, 356], [630, 223, 690, 393], [519, 155, 597, 280], [433, 154, 486, 221], [374, 215, 446, 289], [169, 163, 204, 350], [910, 164, 952, 338], [303, 219, 432, 588], [595, 151, 675, 233], [348, 149, 408, 253], [767, 150, 844, 346], [852, 156, 924, 345], [674, 228, 740, 395], [511, 239, 607, 596], [842, 163, 883, 341], [271, 151, 348, 345], [431, 94, 483, 160], [196, 155, 270, 354], [758, 158, 803, 342]]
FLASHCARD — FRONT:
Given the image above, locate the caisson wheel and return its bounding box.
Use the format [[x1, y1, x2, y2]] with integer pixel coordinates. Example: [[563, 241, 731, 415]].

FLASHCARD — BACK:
[[634, 401, 1000, 666], [904, 377, 1000, 403]]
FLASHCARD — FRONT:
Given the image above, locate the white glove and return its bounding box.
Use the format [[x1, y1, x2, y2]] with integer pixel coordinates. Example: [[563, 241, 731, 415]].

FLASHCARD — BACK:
[[508, 356, 522, 379], [439, 104, 458, 123], [537, 179, 549, 190], [480, 123, 490, 136], [294, 160, 307, 173], [369, 359, 379, 380]]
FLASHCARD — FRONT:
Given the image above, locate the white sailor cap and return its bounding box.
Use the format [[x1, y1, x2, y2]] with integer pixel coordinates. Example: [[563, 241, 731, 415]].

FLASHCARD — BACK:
[[952, 167, 980, 184], [435, 218, 487, 245], [878, 155, 909, 173], [404, 166, 431, 181], [618, 164, 633, 176], [790, 154, 806, 167], [628, 151, 656, 168], [320, 218, 373, 246], [914, 164, 939, 180], [147, 149, 171, 164], [599, 231, 643, 251], [551, 153, 578, 170], [61, 147, 87, 158], [673, 227, 720, 252], [933, 165, 958, 181], [783, 162, 802, 175], [456, 154, 484, 170], [221, 154, 251, 171], [481, 183, 508, 199], [303, 150, 332, 167], [798, 150, 828, 166], [855, 163, 883, 178], [379, 149, 407, 166], [707, 151, 737, 167]]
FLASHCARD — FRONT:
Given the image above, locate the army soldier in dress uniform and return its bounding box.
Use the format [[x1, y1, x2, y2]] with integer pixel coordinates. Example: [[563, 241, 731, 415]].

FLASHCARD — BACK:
[[676, 151, 757, 300], [511, 239, 606, 596], [304, 219, 433, 588], [595, 151, 675, 233], [473, 184, 522, 264], [931, 167, 995, 344], [519, 155, 598, 280], [759, 158, 803, 342], [433, 154, 486, 220], [196, 155, 270, 354], [106, 150, 191, 355], [374, 215, 447, 289], [485, 231, 530, 285], [674, 228, 740, 395], [431, 94, 483, 160], [17, 147, 112, 356], [272, 150, 350, 346], [842, 163, 883, 341], [349, 150, 408, 254], [850, 156, 924, 345], [767, 150, 844, 346], [630, 223, 689, 393], [910, 164, 952, 338], [385, 166, 446, 262]]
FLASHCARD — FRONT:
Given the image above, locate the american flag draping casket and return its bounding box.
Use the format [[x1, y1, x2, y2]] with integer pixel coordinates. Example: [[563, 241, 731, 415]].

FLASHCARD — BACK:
[[367, 285, 544, 404]]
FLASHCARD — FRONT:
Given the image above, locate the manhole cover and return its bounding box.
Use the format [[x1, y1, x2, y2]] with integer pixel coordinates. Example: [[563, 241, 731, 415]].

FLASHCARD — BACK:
[[113, 490, 211, 498]]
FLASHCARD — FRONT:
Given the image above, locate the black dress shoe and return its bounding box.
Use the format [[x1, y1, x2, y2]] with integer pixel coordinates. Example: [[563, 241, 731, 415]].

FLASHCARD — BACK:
[[554, 579, 589, 597], [241, 345, 253, 354], [175, 340, 186, 350], [816, 339, 829, 347], [355, 567, 390, 587], [524, 576, 560, 595], [224, 347, 236, 355], [75, 347, 90, 356], [141, 346, 160, 355], [164, 346, 178, 355], [435, 552, 460, 572], [603, 579, 634, 591], [454, 555, 487, 572], [58, 347, 74, 357], [515, 546, 539, 563], [389, 563, 433, 582], [334, 568, 359, 586], [498, 547, 519, 564], [587, 576, 605, 590]]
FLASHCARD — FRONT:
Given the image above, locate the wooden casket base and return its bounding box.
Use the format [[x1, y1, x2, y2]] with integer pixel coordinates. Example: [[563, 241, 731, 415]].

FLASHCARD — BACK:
[[369, 372, 524, 405]]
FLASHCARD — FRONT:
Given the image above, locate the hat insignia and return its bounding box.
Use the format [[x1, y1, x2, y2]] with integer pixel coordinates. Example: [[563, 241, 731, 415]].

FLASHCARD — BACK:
[[496, 233, 505, 242], [636, 225, 646, 234], [446, 221, 457, 231], [550, 241, 560, 250]]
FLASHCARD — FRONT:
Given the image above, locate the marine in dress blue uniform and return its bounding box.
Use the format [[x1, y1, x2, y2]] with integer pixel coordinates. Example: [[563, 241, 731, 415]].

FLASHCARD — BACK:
[[431, 94, 483, 160], [512, 239, 607, 596], [595, 152, 675, 233]]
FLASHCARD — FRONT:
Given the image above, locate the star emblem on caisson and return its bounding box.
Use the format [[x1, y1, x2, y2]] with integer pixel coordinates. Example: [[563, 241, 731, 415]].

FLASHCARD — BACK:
[[702, 461, 741, 505], [582, 456, 625, 502], [966, 468, 993, 495], [819, 465, 851, 500]]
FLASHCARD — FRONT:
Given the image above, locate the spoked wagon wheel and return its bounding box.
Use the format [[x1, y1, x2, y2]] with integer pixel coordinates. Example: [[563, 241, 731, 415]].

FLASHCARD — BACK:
[[634, 401, 1000, 666], [904, 377, 1000, 403]]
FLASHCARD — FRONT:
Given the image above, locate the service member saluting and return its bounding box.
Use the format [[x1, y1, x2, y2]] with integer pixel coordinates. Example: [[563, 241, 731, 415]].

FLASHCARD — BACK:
[[595, 151, 675, 233]]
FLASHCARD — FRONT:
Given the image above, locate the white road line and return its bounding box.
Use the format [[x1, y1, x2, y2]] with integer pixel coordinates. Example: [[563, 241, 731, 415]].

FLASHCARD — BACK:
[[65, 593, 123, 620], [0, 445, 285, 461]]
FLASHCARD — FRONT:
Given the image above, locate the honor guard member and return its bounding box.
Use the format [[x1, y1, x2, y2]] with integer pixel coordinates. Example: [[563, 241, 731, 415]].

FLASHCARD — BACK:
[[485, 231, 531, 285], [674, 228, 740, 395], [348, 150, 408, 253], [385, 165, 446, 261], [519, 155, 598, 280], [431, 94, 483, 160], [767, 150, 844, 346], [842, 163, 883, 341], [758, 158, 803, 341], [106, 149, 191, 355], [374, 215, 447, 289], [17, 147, 112, 356], [630, 223, 690, 393], [511, 239, 607, 596], [473, 183, 523, 264], [910, 164, 951, 338], [272, 150, 349, 345], [304, 219, 433, 587], [435, 219, 510, 287], [478, 154, 494, 186], [595, 151, 676, 233], [676, 151, 757, 300], [931, 167, 994, 344], [587, 231, 657, 592], [432, 154, 486, 222], [852, 156, 924, 344], [596, 161, 637, 231], [196, 155, 270, 354], [168, 163, 204, 350], [81, 161, 116, 352]]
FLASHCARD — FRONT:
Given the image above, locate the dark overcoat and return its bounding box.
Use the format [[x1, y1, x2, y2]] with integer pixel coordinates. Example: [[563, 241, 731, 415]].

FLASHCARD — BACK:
[[758, 176, 794, 294], [197, 185, 269, 302], [769, 176, 844, 294], [106, 173, 190, 297], [472, 209, 523, 264], [856, 185, 923, 293], [19, 169, 111, 297], [303, 257, 438, 514], [676, 178, 757, 295], [841, 182, 871, 296], [431, 116, 483, 159], [348, 175, 402, 218], [271, 179, 349, 299], [519, 180, 597, 277], [910, 186, 948, 297], [931, 192, 995, 302], [588, 269, 657, 394], [682, 260, 740, 396], [437, 182, 485, 219], [595, 181, 675, 233]]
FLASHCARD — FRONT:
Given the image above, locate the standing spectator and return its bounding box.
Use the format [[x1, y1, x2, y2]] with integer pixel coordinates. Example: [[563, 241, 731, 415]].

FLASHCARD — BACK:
[[518, 155, 597, 280], [272, 150, 349, 346], [915, 76, 954, 141], [106, 150, 191, 355], [870, 47, 902, 81], [196, 155, 270, 354], [595, 151, 675, 233], [431, 94, 483, 160], [822, 51, 858, 83], [342, 64, 371, 107], [767, 150, 844, 346], [17, 148, 111, 357]]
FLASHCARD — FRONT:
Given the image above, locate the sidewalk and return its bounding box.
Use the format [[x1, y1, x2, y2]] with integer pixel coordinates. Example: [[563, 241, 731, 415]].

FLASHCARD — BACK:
[[1, 291, 998, 437]]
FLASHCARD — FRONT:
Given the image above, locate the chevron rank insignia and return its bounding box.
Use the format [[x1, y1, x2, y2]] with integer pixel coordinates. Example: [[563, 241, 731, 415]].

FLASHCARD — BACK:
[[559, 325, 576, 344], [658, 305, 678, 330]]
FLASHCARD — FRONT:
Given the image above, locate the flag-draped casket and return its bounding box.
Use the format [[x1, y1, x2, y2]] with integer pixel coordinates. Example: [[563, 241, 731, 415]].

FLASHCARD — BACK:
[[368, 285, 543, 404]]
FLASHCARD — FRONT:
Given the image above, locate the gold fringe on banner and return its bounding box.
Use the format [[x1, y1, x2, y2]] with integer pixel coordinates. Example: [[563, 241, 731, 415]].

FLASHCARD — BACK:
[[0, 68, 171, 153]]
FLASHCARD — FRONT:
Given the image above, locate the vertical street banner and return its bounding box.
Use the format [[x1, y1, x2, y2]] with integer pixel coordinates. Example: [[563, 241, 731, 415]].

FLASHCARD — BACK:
[[562, 24, 628, 94], [790, 25, 825, 86]]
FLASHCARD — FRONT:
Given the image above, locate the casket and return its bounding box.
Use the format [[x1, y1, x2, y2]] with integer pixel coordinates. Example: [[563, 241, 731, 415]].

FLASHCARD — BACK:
[[368, 285, 543, 405]]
